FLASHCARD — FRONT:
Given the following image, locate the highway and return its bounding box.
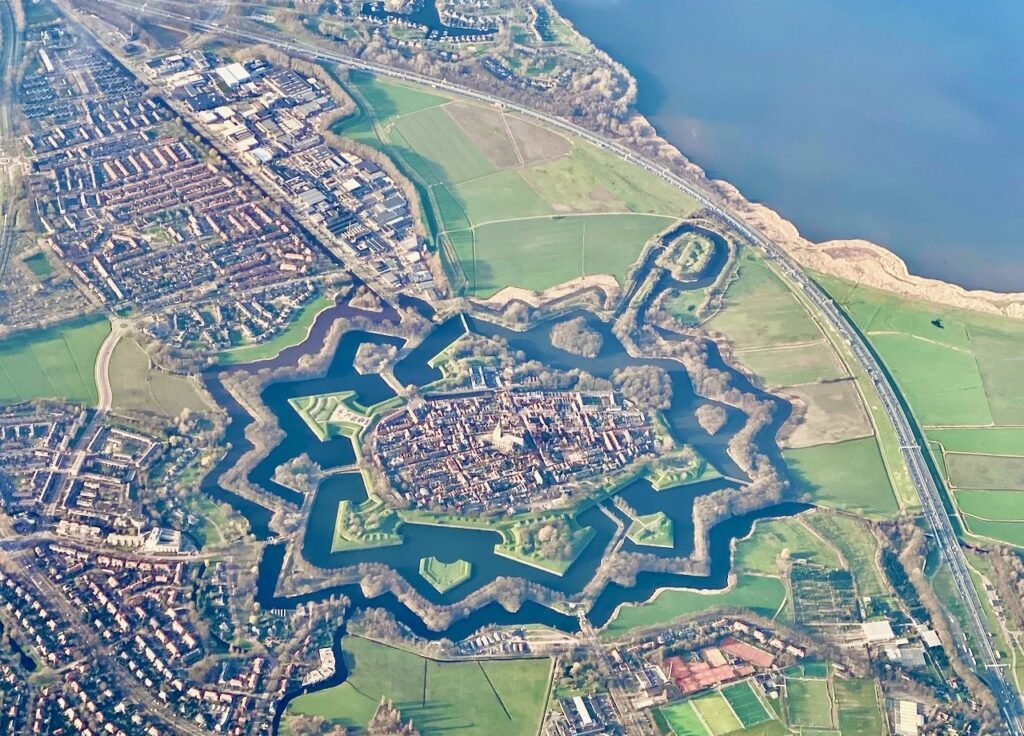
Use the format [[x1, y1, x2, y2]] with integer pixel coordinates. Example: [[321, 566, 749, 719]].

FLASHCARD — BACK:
[[0, 0, 21, 281], [75, 2, 1024, 729]]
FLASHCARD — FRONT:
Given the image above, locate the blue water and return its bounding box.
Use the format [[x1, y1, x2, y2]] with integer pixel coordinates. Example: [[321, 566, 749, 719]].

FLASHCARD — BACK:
[[554, 0, 1024, 292]]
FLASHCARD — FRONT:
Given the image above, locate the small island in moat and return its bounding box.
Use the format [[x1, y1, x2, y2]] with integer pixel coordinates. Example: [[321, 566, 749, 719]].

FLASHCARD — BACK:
[[419, 557, 473, 593]]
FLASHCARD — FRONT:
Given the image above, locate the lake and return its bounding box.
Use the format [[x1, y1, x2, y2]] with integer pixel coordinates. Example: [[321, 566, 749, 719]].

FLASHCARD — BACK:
[[554, 0, 1024, 292]]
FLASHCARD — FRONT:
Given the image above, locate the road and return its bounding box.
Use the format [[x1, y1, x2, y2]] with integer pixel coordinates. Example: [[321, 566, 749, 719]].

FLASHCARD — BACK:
[[68, 2, 1024, 730], [0, 0, 22, 281]]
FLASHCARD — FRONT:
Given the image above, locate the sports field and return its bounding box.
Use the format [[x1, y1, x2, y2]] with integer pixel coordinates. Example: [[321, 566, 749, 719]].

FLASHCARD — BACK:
[[784, 436, 898, 518], [335, 70, 697, 297], [691, 691, 743, 734], [834, 678, 883, 734], [285, 636, 551, 736], [0, 314, 110, 405], [109, 337, 207, 417], [721, 681, 772, 728], [658, 700, 708, 736], [785, 677, 833, 730]]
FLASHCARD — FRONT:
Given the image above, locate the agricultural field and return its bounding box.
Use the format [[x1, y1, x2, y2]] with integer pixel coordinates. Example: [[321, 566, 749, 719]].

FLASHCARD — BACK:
[[108, 337, 208, 417], [0, 314, 110, 405], [784, 436, 899, 518], [927, 427, 1024, 456], [946, 453, 1024, 490], [285, 636, 551, 736], [334, 70, 697, 297], [779, 378, 873, 448], [784, 677, 833, 730], [733, 340, 848, 389], [419, 556, 473, 593]]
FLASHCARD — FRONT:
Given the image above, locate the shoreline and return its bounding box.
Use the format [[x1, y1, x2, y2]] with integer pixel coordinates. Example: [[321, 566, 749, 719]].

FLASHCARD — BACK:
[[550, 7, 1024, 319]]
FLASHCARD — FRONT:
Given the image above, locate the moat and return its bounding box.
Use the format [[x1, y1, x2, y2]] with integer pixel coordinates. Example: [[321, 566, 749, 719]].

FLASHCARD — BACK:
[[200, 274, 809, 639]]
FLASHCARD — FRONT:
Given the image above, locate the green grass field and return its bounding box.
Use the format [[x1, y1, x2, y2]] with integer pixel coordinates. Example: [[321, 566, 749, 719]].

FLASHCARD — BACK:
[[707, 251, 825, 351], [834, 678, 883, 734], [286, 636, 551, 736], [927, 427, 1024, 456], [691, 692, 743, 734], [601, 574, 785, 639], [289, 390, 364, 442], [334, 70, 697, 297], [217, 295, 332, 365], [733, 517, 839, 576], [961, 517, 1024, 547], [817, 274, 1024, 428], [0, 315, 110, 405], [419, 556, 473, 593], [946, 453, 1024, 490], [785, 678, 833, 730], [659, 701, 709, 736], [733, 341, 848, 389], [784, 437, 899, 518], [109, 337, 207, 417], [955, 490, 1024, 520], [721, 681, 772, 728]]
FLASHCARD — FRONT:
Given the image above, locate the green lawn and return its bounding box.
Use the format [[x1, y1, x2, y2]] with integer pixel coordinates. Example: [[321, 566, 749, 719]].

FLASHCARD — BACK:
[[217, 295, 332, 365], [785, 678, 833, 730], [286, 636, 551, 736], [784, 436, 899, 518], [0, 314, 110, 405], [691, 692, 743, 735], [601, 574, 785, 639], [419, 556, 473, 593], [834, 678, 883, 735], [626, 511, 674, 548], [721, 681, 772, 728], [658, 701, 709, 736]]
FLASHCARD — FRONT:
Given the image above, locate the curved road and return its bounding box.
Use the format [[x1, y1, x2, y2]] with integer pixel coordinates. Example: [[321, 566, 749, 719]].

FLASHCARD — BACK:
[[79, 3, 1024, 729]]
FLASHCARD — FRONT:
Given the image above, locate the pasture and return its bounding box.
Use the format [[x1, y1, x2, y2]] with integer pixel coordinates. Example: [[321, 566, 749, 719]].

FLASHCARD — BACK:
[[784, 437, 899, 518], [780, 378, 872, 448], [946, 452, 1024, 490], [817, 273, 1024, 427], [707, 251, 825, 351], [734, 340, 848, 389], [286, 636, 551, 736], [961, 517, 1024, 548], [108, 337, 207, 417], [955, 490, 1024, 521], [928, 427, 1024, 456], [334, 70, 697, 297], [0, 314, 109, 405]]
